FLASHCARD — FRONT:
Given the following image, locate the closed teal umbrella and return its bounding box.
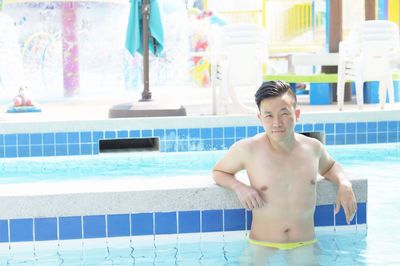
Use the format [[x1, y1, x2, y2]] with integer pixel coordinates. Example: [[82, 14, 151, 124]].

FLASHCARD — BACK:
[[126, 0, 164, 101]]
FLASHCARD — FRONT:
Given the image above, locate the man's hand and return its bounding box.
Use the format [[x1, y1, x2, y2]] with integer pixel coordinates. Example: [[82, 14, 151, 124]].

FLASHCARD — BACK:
[[232, 182, 265, 210], [335, 180, 357, 224]]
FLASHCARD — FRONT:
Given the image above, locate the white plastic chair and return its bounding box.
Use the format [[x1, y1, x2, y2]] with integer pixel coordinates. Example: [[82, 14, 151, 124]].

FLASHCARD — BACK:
[[210, 23, 267, 115], [337, 20, 400, 110]]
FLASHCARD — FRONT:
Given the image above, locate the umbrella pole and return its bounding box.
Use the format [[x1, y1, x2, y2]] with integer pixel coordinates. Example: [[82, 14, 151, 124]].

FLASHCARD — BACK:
[[141, 0, 151, 101]]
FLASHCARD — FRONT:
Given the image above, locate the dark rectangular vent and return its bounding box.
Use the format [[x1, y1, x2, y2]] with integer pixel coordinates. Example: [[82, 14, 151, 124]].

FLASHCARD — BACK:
[[99, 138, 159, 152]]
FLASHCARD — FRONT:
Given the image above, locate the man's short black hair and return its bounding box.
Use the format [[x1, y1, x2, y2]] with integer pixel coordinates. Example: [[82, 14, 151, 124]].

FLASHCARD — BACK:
[[254, 81, 297, 109]]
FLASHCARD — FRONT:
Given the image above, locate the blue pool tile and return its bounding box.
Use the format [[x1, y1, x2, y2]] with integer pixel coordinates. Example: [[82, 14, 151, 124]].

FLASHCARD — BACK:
[[188, 140, 200, 151], [17, 134, 29, 145], [224, 138, 235, 149], [5, 146, 17, 158], [177, 128, 188, 139], [105, 131, 116, 139], [166, 129, 177, 140], [356, 122, 367, 133], [154, 129, 165, 140], [314, 123, 324, 131], [377, 121, 387, 132], [55, 145, 68, 156], [388, 132, 398, 142], [18, 146, 30, 157], [189, 128, 200, 139], [335, 134, 345, 145], [246, 211, 252, 230], [356, 134, 367, 144], [55, 132, 67, 144], [30, 133, 42, 145], [357, 203, 367, 224], [200, 128, 211, 139], [80, 132, 92, 143], [367, 122, 377, 132], [35, 218, 57, 241], [325, 123, 334, 134], [30, 145, 43, 157], [235, 127, 246, 139], [0, 148, 4, 158], [388, 121, 398, 132], [5, 134, 17, 146], [155, 212, 177, 235], [68, 144, 80, 155], [246, 126, 258, 137], [43, 133, 55, 145], [93, 131, 104, 142], [212, 139, 223, 150], [201, 139, 212, 151], [346, 123, 356, 133], [83, 215, 106, 239], [202, 210, 223, 232], [258, 126, 264, 133], [367, 133, 377, 143], [43, 145, 55, 156], [165, 141, 177, 152], [335, 207, 356, 226], [178, 211, 200, 234], [10, 219, 33, 242], [129, 130, 140, 138], [335, 123, 345, 134], [107, 214, 130, 237], [345, 134, 356, 145], [325, 135, 334, 145], [142, 130, 152, 138], [117, 130, 128, 138], [67, 132, 79, 144], [132, 213, 153, 236], [0, 220, 8, 242], [80, 144, 92, 155], [224, 127, 235, 138], [224, 209, 245, 231], [212, 127, 223, 138], [177, 141, 188, 152], [303, 124, 313, 132], [294, 124, 302, 132], [377, 132, 387, 143], [314, 205, 333, 226], [0, 135, 3, 145], [92, 144, 100, 155], [59, 216, 82, 240]]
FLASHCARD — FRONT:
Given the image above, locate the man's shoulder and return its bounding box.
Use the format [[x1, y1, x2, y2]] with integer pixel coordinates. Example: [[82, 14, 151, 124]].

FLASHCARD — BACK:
[[296, 133, 324, 151]]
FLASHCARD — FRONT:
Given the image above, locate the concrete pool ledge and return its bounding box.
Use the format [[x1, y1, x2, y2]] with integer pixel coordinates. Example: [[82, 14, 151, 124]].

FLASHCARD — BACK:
[[0, 176, 367, 219], [0, 108, 399, 133]]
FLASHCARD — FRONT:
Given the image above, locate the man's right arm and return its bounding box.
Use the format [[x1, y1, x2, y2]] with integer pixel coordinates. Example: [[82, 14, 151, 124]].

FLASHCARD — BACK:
[[212, 141, 264, 210]]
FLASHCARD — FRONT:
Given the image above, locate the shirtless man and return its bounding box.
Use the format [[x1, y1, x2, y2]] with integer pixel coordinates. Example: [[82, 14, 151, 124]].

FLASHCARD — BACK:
[[212, 81, 357, 264]]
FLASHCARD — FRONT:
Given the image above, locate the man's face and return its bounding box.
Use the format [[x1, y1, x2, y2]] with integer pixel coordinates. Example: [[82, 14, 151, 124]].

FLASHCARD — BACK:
[[257, 93, 300, 141]]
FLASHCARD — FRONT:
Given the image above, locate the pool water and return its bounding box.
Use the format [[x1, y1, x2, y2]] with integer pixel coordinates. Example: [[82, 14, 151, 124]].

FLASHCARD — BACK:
[[0, 143, 399, 184], [0, 143, 399, 265]]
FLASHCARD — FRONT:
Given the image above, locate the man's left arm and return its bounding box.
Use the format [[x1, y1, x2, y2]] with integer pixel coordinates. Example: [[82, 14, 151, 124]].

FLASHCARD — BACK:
[[318, 145, 357, 224]]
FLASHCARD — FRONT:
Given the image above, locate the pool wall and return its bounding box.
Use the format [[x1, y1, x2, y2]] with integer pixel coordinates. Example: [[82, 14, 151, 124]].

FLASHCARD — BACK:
[[0, 110, 399, 157], [0, 177, 367, 243]]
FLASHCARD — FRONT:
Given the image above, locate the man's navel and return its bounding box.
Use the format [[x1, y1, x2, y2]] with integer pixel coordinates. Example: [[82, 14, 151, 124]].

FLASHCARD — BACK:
[[310, 180, 316, 185], [260, 186, 269, 191]]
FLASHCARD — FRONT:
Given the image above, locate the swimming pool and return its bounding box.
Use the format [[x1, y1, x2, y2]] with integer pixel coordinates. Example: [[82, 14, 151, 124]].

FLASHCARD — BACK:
[[1, 143, 398, 264]]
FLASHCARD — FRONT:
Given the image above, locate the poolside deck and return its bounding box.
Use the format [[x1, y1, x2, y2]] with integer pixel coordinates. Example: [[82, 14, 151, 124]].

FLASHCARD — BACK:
[[0, 85, 399, 122]]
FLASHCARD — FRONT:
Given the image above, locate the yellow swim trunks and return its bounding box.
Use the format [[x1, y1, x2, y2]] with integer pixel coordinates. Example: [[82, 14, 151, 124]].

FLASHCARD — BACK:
[[249, 238, 318, 250]]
